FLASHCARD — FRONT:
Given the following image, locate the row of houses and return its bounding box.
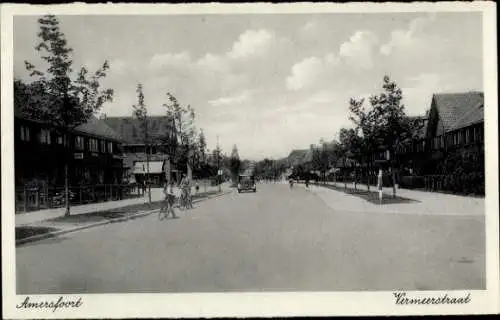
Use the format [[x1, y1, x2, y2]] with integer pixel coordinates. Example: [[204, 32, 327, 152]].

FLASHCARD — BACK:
[[14, 103, 191, 211], [15, 113, 185, 189], [286, 91, 485, 180]]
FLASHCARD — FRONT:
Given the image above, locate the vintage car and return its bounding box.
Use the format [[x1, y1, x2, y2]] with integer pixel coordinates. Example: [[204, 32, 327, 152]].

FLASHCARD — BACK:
[[237, 174, 256, 193]]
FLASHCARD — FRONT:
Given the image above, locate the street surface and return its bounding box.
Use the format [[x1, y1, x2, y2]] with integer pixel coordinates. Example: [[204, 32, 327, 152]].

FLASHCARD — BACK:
[[17, 183, 485, 293]]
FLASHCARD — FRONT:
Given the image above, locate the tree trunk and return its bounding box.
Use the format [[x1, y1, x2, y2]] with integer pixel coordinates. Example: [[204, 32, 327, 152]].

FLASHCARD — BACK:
[[392, 167, 397, 198], [64, 163, 70, 216], [367, 163, 371, 191], [343, 159, 347, 189], [354, 167, 357, 190]]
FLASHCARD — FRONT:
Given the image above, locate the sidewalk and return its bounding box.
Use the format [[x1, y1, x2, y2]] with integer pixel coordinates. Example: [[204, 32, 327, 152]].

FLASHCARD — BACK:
[[307, 181, 484, 216], [16, 182, 232, 227]]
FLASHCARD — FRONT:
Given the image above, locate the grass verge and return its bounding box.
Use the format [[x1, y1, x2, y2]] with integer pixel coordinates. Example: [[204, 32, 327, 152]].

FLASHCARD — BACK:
[[16, 190, 222, 241], [320, 183, 420, 205]]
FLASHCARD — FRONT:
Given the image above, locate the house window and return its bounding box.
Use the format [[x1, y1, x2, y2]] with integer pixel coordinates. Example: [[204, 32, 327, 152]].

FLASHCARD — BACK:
[[100, 140, 106, 153], [75, 136, 85, 150], [57, 134, 67, 146], [107, 141, 113, 154], [20, 126, 30, 141], [89, 138, 99, 152], [39, 129, 51, 144], [465, 129, 470, 144]]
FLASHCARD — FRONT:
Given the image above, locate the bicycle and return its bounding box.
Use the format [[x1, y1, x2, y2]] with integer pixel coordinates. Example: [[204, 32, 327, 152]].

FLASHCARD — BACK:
[[179, 189, 193, 210], [159, 192, 177, 220]]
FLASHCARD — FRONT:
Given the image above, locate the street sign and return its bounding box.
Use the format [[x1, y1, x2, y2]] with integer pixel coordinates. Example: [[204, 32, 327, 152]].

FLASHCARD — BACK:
[[218, 169, 223, 175]]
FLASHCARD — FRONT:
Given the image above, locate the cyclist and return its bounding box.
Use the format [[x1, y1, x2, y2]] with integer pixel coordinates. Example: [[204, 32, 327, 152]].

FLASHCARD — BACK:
[[159, 180, 177, 220], [179, 174, 193, 210]]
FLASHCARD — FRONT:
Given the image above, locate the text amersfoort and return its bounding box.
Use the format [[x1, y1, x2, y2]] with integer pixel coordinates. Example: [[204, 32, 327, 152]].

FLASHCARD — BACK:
[[394, 292, 471, 305], [16, 296, 83, 312]]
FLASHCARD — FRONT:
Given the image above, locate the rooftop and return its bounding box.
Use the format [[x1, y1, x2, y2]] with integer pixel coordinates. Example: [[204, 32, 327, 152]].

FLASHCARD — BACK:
[[432, 91, 484, 133], [103, 116, 175, 145]]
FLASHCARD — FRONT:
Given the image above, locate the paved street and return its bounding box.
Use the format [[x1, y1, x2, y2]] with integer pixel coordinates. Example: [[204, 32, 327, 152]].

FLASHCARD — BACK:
[[16, 183, 485, 293]]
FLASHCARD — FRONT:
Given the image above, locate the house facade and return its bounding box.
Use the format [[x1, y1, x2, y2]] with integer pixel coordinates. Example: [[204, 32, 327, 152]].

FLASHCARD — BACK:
[[15, 114, 125, 188], [424, 92, 484, 174], [103, 116, 179, 185]]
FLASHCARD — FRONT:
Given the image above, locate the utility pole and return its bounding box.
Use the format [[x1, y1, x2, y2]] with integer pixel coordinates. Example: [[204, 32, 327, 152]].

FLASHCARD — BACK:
[[145, 119, 152, 204]]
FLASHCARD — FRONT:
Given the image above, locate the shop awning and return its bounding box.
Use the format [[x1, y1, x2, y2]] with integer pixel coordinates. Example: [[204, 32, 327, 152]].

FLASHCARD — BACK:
[[133, 161, 164, 174]]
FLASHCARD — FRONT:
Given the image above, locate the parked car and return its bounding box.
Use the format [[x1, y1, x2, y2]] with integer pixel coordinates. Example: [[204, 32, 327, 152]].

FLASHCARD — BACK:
[[237, 174, 256, 193]]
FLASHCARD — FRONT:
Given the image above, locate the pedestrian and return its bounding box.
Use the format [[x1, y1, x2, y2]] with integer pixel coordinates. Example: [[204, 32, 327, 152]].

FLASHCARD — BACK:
[[195, 181, 200, 194]]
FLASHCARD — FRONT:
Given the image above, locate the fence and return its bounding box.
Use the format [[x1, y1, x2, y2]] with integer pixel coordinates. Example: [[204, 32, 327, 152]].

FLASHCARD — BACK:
[[15, 183, 144, 213], [400, 173, 484, 195]]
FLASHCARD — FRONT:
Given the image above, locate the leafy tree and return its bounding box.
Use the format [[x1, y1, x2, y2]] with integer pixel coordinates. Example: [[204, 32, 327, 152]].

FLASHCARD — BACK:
[[230, 144, 241, 185], [132, 83, 151, 203], [338, 128, 359, 189], [198, 129, 207, 164], [367, 75, 423, 197], [163, 92, 197, 177], [348, 97, 377, 190], [21, 15, 113, 216]]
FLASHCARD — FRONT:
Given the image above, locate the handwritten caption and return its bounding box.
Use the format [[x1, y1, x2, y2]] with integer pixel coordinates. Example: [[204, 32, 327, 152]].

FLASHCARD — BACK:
[[17, 296, 83, 312], [394, 292, 471, 305]]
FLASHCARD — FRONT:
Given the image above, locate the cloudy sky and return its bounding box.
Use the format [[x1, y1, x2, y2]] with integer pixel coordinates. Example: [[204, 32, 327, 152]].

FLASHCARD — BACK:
[[14, 12, 483, 160]]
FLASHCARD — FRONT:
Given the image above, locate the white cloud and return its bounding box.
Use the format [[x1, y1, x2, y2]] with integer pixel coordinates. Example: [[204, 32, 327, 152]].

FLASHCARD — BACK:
[[208, 90, 253, 107], [227, 29, 275, 59], [149, 52, 191, 70], [286, 54, 339, 90], [380, 13, 436, 56], [339, 30, 378, 69]]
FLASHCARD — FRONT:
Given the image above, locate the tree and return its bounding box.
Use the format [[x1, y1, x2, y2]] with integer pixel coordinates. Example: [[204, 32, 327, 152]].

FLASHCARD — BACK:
[[163, 92, 197, 177], [21, 15, 113, 216], [368, 75, 423, 197], [132, 83, 151, 204], [230, 144, 241, 185], [338, 128, 359, 189], [198, 129, 207, 164], [348, 97, 377, 190]]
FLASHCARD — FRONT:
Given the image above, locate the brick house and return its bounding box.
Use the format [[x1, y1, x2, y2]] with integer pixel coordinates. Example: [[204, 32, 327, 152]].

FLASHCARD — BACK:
[[423, 91, 484, 174]]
